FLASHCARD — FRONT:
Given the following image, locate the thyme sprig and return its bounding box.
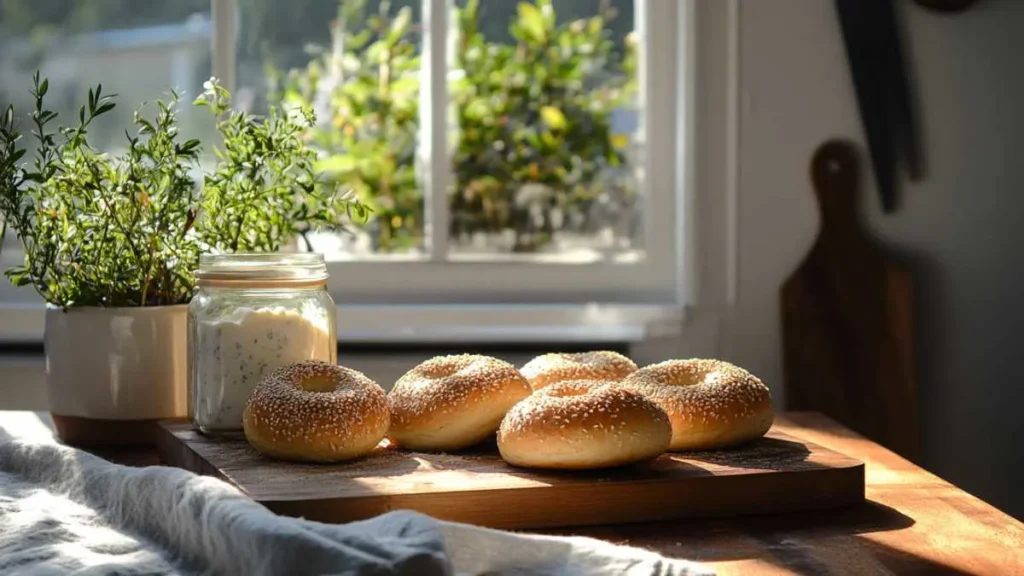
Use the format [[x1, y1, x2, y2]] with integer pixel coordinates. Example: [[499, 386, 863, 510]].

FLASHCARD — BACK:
[[0, 73, 366, 307]]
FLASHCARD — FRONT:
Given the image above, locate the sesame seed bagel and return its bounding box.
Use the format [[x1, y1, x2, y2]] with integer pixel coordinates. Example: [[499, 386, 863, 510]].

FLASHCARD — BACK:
[[619, 359, 774, 451], [388, 354, 532, 452], [497, 380, 672, 470], [243, 361, 390, 463], [520, 351, 638, 391]]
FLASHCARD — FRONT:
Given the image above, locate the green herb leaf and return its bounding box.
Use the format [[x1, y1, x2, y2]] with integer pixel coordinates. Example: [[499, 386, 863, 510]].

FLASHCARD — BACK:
[[0, 72, 369, 307], [387, 7, 412, 45], [517, 3, 547, 43]]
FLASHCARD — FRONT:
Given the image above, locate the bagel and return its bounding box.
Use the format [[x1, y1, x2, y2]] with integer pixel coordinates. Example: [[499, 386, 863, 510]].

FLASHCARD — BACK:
[[497, 380, 672, 470], [619, 359, 774, 451], [388, 354, 532, 452], [243, 361, 390, 462], [520, 351, 638, 391]]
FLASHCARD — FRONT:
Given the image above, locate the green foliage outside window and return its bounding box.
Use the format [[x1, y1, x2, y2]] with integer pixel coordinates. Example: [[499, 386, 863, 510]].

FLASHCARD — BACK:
[[269, 0, 422, 251], [270, 0, 637, 253]]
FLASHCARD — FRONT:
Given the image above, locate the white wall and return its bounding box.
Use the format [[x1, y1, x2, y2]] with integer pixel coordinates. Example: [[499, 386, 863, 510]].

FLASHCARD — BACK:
[[729, 0, 1024, 518]]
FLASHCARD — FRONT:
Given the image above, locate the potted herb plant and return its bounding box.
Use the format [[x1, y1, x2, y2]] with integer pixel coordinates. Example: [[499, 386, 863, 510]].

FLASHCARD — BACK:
[[0, 74, 365, 445]]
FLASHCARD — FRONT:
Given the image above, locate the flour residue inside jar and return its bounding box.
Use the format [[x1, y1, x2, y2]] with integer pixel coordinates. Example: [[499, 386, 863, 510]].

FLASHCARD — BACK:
[[191, 305, 332, 432]]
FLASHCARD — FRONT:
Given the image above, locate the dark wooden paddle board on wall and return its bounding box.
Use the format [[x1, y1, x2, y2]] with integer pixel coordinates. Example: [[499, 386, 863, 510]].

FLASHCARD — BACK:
[[781, 140, 918, 460], [156, 419, 864, 530]]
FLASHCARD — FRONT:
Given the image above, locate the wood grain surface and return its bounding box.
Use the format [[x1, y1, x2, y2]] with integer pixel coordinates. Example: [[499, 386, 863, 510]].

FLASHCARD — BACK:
[[568, 413, 1024, 575], [782, 140, 919, 460], [9, 410, 1023, 574], [156, 421, 864, 530]]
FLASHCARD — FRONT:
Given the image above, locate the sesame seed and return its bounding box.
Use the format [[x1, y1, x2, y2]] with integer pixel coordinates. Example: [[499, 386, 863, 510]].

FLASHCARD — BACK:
[[615, 358, 773, 450], [520, 351, 638, 391], [387, 354, 532, 451], [243, 360, 390, 456]]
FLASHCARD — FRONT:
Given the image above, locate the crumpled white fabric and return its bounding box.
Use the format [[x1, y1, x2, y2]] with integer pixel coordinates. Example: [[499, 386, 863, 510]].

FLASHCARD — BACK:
[[0, 420, 712, 576]]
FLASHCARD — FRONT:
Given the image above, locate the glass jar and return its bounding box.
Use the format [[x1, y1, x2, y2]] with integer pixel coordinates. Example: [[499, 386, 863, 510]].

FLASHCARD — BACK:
[[187, 253, 336, 436]]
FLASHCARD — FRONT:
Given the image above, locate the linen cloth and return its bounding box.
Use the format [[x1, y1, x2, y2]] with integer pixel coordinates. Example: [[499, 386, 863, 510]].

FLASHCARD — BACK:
[[0, 418, 712, 575]]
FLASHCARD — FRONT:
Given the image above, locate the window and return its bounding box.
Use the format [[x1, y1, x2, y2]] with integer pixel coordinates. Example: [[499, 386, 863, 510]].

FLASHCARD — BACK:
[[0, 2, 213, 152], [0, 0, 689, 342]]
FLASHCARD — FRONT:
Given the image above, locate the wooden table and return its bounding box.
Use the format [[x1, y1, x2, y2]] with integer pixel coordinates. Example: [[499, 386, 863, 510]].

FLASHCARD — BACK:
[[10, 411, 1024, 574]]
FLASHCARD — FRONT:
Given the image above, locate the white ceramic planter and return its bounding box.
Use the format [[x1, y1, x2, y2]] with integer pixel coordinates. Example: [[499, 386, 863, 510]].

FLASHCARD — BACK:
[[45, 305, 188, 444]]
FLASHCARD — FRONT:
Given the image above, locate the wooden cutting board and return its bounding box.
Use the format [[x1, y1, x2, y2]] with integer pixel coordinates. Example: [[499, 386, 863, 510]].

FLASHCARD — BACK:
[[156, 419, 864, 530], [781, 140, 918, 460]]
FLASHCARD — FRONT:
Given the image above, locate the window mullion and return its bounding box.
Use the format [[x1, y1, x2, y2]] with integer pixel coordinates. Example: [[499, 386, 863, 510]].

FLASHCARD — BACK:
[[421, 0, 452, 262], [210, 0, 237, 95], [638, 0, 681, 300]]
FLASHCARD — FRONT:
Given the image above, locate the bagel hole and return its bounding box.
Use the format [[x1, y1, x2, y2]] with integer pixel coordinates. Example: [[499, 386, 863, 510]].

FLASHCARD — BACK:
[[703, 371, 725, 385], [299, 376, 337, 393]]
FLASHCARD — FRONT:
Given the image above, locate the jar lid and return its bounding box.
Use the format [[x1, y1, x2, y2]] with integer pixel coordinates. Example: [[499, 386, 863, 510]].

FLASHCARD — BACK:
[[196, 253, 328, 287]]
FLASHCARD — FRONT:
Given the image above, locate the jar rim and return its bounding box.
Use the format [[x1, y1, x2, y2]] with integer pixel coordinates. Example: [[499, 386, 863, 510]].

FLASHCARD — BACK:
[[196, 253, 328, 286]]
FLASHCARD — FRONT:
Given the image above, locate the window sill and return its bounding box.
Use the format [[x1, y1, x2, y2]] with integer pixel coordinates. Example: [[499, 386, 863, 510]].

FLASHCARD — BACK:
[[0, 302, 685, 345]]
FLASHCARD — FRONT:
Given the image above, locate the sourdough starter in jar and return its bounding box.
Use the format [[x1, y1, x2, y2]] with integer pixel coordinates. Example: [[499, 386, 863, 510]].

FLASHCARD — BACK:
[[188, 254, 337, 435]]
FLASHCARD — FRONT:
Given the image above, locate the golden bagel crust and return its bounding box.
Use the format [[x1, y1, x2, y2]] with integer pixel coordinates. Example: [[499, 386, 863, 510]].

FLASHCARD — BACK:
[[243, 361, 390, 462], [497, 379, 671, 470], [618, 359, 774, 451], [520, 351, 638, 391], [388, 354, 532, 452]]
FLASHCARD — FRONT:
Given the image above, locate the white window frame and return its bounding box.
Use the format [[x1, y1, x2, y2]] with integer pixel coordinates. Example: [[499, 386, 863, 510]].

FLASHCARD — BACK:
[[0, 0, 719, 344]]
